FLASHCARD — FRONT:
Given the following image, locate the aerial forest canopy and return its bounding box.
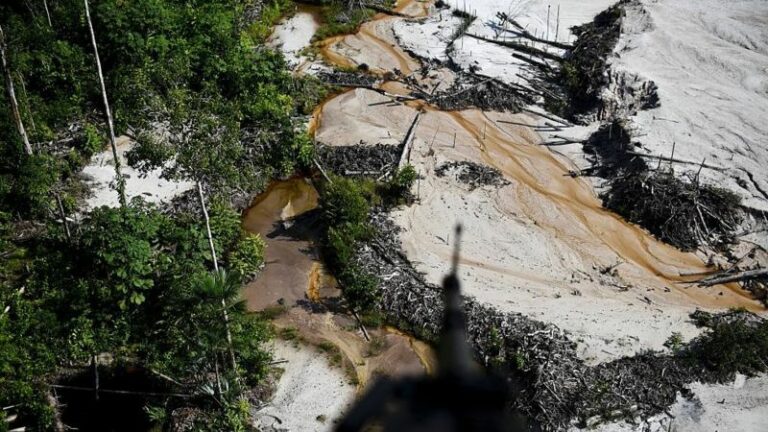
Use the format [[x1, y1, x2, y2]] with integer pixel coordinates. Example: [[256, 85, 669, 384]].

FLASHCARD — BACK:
[[0, 0, 327, 430]]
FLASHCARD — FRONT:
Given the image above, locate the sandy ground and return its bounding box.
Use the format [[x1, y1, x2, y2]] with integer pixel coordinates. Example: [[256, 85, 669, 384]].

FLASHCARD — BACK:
[[411, 0, 768, 212], [320, 16, 422, 74], [295, 0, 767, 427], [609, 0, 768, 211], [267, 4, 321, 71], [80, 136, 194, 210], [316, 87, 762, 362], [254, 340, 356, 432], [242, 178, 434, 429], [571, 374, 768, 432], [314, 88, 417, 146], [272, 308, 434, 389]]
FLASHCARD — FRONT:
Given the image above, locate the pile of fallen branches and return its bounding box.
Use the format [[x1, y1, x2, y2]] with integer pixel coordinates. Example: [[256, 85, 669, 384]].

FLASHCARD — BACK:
[[350, 211, 768, 430], [581, 120, 647, 178], [434, 161, 509, 190], [316, 144, 400, 177], [429, 73, 534, 112], [546, 1, 627, 119], [581, 121, 742, 251], [316, 70, 378, 88], [603, 168, 743, 251]]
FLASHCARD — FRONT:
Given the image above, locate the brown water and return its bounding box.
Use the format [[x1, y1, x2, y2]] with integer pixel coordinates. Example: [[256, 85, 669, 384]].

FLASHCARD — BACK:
[[241, 178, 320, 310], [312, 2, 762, 311], [241, 179, 435, 379]]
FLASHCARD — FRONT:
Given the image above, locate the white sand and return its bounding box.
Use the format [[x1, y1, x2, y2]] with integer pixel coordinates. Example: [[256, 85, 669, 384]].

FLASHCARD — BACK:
[[80, 136, 194, 210], [609, 0, 768, 211], [433, 0, 768, 212], [267, 7, 320, 70], [302, 2, 768, 427], [314, 88, 417, 146], [254, 340, 355, 432], [571, 374, 768, 432], [316, 88, 762, 364], [393, 6, 464, 62]]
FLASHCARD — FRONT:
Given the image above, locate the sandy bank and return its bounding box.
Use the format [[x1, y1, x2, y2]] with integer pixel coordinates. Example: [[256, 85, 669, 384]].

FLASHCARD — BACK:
[[254, 340, 355, 432], [313, 86, 762, 363], [267, 4, 322, 71], [81, 136, 194, 210]]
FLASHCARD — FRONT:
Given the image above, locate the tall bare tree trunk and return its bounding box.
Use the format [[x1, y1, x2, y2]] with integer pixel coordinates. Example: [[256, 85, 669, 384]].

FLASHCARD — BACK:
[[84, 0, 126, 207], [0, 25, 33, 156], [45, 390, 66, 432], [3, 26, 73, 239], [55, 192, 72, 241], [43, 0, 53, 27], [197, 182, 238, 372], [16, 72, 36, 134]]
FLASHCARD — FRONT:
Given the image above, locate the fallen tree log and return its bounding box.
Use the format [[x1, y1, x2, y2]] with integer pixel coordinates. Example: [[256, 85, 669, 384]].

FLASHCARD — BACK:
[[626, 152, 726, 171], [696, 268, 768, 287], [362, 2, 408, 17], [465, 33, 563, 63], [522, 108, 571, 127], [495, 12, 573, 50], [398, 112, 421, 169], [50, 384, 192, 398], [313, 157, 332, 183]]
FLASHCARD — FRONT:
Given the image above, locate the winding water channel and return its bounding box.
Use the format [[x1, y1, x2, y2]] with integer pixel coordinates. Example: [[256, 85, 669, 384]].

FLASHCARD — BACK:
[[245, 0, 763, 411], [312, 0, 760, 308]]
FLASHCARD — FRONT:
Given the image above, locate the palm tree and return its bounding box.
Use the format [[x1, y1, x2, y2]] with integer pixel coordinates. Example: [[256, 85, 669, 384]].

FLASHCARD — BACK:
[[196, 269, 241, 376]]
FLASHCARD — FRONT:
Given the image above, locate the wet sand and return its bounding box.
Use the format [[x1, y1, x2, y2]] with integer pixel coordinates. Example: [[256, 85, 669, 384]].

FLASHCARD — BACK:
[[318, 0, 426, 74], [241, 179, 434, 386], [308, 3, 763, 361]]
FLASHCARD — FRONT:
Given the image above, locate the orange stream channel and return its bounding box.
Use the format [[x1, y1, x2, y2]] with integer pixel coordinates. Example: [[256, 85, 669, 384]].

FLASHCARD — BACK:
[[312, 1, 762, 310]]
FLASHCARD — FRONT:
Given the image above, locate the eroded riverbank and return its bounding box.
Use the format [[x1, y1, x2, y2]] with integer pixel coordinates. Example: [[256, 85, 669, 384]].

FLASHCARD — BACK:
[[251, 0, 766, 429], [241, 177, 433, 427], [307, 0, 763, 363]]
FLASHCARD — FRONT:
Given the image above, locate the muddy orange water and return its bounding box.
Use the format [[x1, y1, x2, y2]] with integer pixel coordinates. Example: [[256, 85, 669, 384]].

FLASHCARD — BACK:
[[241, 178, 320, 310], [242, 178, 435, 382], [313, 3, 762, 311]]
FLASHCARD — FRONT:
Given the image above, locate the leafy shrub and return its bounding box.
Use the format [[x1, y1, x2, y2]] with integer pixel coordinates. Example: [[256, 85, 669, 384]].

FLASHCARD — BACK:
[[228, 233, 266, 278], [321, 176, 371, 228], [79, 123, 104, 157], [1, 154, 58, 218], [79, 206, 162, 309], [685, 319, 768, 377], [313, 6, 375, 41], [319, 175, 383, 311], [664, 332, 684, 354], [338, 263, 380, 312], [244, 0, 294, 44], [378, 165, 417, 205]]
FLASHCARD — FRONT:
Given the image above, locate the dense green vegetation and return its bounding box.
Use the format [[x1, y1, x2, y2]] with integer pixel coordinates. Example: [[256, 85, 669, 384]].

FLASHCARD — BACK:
[[319, 167, 416, 313], [1, 0, 327, 216], [1, 203, 270, 430], [0, 0, 339, 429], [313, 3, 376, 41]]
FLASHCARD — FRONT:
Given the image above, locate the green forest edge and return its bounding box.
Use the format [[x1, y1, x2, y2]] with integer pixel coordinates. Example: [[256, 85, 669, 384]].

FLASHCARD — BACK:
[[0, 0, 339, 430], [318, 168, 416, 320]]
